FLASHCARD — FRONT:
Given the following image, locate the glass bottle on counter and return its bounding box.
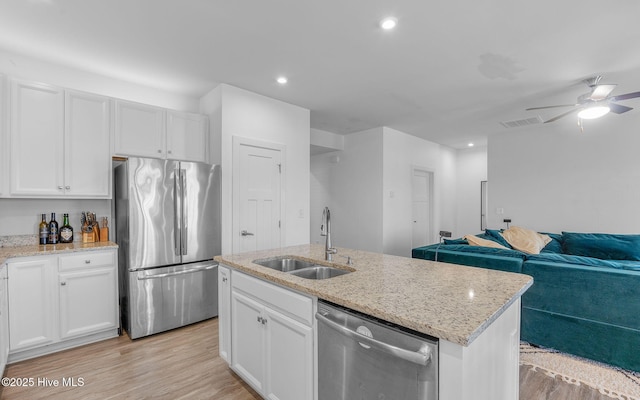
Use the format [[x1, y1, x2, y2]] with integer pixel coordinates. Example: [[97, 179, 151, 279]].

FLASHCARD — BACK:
[[59, 213, 74, 243], [48, 212, 59, 244], [39, 214, 49, 245]]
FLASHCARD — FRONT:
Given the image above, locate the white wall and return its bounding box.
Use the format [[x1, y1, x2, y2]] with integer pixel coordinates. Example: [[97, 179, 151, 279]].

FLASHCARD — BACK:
[[383, 127, 449, 256], [488, 114, 640, 233], [456, 146, 488, 236], [310, 126, 460, 256], [200, 84, 310, 254]]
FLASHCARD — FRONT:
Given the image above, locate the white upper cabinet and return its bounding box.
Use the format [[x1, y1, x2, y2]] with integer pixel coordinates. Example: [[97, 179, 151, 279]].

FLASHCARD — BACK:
[[166, 110, 208, 162], [115, 99, 208, 162], [114, 99, 165, 158], [0, 74, 6, 197], [9, 80, 111, 198], [64, 90, 111, 197], [10, 79, 65, 196]]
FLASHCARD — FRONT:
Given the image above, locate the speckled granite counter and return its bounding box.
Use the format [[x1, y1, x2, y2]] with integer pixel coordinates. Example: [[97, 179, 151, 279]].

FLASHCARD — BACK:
[[0, 241, 118, 265], [215, 244, 532, 347]]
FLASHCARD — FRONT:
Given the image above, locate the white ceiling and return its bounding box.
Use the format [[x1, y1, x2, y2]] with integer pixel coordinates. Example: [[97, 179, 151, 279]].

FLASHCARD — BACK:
[[1, 0, 640, 148]]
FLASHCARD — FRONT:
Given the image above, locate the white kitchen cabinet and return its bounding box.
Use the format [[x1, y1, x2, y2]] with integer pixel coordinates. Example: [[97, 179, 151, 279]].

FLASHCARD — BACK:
[[166, 110, 208, 162], [0, 73, 7, 197], [7, 250, 119, 362], [7, 256, 56, 351], [64, 90, 111, 197], [218, 265, 231, 363], [10, 79, 65, 196], [9, 80, 111, 198], [58, 251, 118, 339], [114, 99, 165, 158], [114, 99, 208, 162], [229, 269, 314, 400], [0, 264, 10, 376]]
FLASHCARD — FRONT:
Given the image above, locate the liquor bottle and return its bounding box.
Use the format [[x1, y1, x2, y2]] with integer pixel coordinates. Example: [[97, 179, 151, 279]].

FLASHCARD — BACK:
[[60, 213, 74, 243], [48, 212, 59, 244], [39, 214, 49, 245]]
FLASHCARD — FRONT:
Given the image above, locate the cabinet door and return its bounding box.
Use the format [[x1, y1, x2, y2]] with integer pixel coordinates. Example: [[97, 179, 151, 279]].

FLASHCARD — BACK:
[[231, 290, 265, 393], [114, 100, 165, 158], [0, 265, 8, 375], [10, 80, 65, 196], [64, 91, 111, 197], [166, 111, 208, 162], [0, 74, 7, 197], [264, 307, 314, 400], [59, 266, 117, 339], [7, 257, 56, 350], [218, 265, 231, 363]]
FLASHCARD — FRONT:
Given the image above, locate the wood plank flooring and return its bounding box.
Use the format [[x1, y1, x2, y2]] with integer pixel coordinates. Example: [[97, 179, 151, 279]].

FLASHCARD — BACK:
[[0, 318, 621, 400]]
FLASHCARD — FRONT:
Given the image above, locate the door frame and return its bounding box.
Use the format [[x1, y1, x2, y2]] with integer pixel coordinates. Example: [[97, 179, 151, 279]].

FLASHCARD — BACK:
[[232, 136, 286, 253], [411, 165, 435, 246]]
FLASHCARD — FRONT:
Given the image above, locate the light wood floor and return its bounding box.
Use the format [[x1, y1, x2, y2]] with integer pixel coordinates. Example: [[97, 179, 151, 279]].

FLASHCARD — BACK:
[[0, 318, 619, 400]]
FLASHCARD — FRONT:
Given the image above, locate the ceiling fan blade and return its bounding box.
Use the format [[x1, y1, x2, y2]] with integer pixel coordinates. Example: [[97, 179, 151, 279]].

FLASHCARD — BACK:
[[544, 108, 580, 123], [526, 104, 576, 111], [589, 84, 617, 100], [609, 102, 633, 114], [611, 91, 640, 102]]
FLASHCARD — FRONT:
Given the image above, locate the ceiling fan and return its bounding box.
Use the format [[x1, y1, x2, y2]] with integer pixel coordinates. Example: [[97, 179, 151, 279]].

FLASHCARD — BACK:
[[526, 75, 640, 123]]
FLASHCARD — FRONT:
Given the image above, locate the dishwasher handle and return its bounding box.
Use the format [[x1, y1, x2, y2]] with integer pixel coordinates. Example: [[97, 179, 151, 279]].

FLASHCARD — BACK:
[[315, 311, 432, 367], [137, 264, 217, 280]]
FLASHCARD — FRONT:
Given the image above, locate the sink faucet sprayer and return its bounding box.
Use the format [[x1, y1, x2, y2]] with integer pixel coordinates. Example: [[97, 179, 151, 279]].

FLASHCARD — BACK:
[[321, 207, 337, 261]]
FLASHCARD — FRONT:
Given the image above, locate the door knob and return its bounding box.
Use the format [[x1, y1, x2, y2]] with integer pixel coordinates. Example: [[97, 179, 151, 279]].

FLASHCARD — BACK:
[[241, 230, 254, 236]]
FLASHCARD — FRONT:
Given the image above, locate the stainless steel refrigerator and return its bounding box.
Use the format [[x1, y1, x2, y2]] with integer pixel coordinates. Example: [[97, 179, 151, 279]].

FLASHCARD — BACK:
[[114, 157, 221, 339]]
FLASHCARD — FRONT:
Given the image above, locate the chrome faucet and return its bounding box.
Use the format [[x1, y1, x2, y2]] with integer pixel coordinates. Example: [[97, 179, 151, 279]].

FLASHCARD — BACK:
[[321, 207, 337, 261]]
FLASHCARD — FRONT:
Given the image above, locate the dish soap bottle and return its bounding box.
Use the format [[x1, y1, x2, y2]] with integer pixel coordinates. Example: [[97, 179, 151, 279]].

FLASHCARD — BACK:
[[60, 213, 74, 243]]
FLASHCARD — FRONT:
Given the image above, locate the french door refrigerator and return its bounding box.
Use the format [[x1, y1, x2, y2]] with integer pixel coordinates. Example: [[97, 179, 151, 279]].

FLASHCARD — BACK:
[[114, 157, 221, 339]]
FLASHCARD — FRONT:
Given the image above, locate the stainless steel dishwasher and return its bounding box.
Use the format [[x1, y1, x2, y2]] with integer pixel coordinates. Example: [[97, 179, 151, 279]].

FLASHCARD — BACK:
[[316, 300, 438, 400]]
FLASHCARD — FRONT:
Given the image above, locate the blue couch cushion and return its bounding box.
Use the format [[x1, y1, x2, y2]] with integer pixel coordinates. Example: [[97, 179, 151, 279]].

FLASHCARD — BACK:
[[527, 253, 640, 271], [484, 229, 513, 248], [540, 232, 563, 253], [562, 232, 640, 261]]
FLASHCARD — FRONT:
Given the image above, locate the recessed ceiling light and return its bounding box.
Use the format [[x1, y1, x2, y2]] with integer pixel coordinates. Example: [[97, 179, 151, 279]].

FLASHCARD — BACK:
[[380, 17, 398, 30], [468, 143, 474, 147], [276, 76, 288, 84]]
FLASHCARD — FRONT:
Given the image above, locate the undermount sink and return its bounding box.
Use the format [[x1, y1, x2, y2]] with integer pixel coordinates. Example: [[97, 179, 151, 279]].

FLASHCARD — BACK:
[[253, 257, 317, 272], [252, 256, 351, 280], [287, 266, 350, 279]]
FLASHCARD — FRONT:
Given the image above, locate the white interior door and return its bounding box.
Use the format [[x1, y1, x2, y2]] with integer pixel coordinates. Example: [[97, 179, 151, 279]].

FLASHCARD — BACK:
[[234, 139, 282, 253], [412, 168, 433, 247]]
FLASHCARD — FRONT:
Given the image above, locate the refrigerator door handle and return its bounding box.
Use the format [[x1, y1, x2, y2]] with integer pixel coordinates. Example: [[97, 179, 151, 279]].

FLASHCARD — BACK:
[[181, 169, 188, 256], [136, 264, 217, 280], [174, 168, 181, 256]]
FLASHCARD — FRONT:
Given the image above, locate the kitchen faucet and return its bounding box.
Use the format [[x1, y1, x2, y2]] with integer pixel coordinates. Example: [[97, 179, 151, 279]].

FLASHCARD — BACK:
[[321, 207, 337, 261]]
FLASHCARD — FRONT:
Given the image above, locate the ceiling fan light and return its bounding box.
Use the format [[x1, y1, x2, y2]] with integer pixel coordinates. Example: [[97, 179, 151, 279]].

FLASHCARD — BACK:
[[577, 105, 610, 119]]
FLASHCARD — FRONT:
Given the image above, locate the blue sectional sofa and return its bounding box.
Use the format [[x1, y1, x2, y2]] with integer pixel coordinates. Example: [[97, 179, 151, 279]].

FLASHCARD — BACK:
[[412, 230, 640, 372]]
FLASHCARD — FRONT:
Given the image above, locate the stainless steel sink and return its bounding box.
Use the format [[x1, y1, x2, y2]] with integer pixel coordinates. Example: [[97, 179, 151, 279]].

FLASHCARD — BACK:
[[253, 257, 317, 272], [253, 256, 352, 279], [288, 266, 350, 280]]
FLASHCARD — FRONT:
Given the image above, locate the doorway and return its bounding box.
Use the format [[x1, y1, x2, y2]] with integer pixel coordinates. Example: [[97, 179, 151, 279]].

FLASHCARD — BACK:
[[232, 137, 284, 253], [411, 167, 434, 247]]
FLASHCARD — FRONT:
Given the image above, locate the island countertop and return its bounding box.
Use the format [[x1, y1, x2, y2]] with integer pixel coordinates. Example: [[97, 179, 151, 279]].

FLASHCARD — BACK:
[[215, 244, 533, 347]]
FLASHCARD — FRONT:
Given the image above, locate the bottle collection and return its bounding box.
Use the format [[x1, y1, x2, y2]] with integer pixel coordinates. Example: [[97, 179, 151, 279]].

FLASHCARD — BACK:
[[38, 212, 108, 245]]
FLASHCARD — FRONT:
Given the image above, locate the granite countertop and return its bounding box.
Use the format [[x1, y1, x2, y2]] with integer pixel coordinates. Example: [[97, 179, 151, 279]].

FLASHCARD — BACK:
[[215, 244, 533, 347], [0, 241, 119, 265]]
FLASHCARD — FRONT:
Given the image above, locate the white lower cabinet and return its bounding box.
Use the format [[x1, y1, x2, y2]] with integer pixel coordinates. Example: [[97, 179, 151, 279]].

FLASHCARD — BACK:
[[0, 264, 10, 375], [225, 267, 314, 400], [7, 250, 118, 362], [218, 265, 231, 363]]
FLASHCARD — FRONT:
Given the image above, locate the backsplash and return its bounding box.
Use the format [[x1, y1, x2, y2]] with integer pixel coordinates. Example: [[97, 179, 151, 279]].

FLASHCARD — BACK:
[[0, 234, 38, 247]]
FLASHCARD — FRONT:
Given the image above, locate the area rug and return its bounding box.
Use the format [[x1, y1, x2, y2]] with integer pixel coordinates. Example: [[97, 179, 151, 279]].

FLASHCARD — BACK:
[[520, 342, 640, 400]]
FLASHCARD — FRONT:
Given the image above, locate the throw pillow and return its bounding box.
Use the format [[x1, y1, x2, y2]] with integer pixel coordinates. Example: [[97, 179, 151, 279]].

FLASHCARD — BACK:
[[562, 232, 640, 261], [500, 226, 551, 254], [464, 234, 509, 249]]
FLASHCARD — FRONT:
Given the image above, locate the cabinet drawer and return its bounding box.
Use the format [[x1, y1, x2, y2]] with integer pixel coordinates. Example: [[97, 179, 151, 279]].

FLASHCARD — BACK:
[[232, 271, 313, 326], [59, 251, 114, 271]]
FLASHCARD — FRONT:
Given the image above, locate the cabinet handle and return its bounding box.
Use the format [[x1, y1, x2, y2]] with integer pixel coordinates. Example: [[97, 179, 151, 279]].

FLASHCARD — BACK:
[[85, 260, 91, 264], [157, 149, 162, 153], [168, 150, 172, 154], [58, 186, 63, 190], [222, 277, 228, 282], [65, 186, 70, 190], [262, 318, 267, 325], [60, 282, 66, 286], [257, 316, 262, 323]]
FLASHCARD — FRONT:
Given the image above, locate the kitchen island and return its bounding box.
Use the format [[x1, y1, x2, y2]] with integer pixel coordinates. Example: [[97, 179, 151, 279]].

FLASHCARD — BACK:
[[216, 244, 533, 400]]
